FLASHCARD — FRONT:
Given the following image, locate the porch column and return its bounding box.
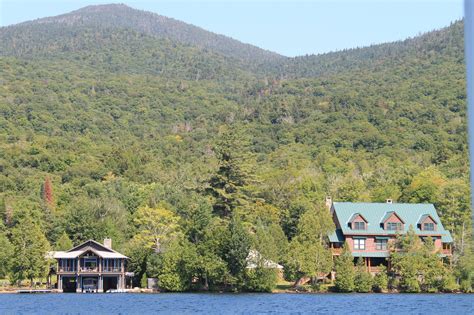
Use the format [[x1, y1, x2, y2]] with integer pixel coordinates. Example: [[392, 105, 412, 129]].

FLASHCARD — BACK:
[[58, 275, 63, 292], [98, 275, 103, 293], [76, 276, 82, 293], [368, 257, 371, 273]]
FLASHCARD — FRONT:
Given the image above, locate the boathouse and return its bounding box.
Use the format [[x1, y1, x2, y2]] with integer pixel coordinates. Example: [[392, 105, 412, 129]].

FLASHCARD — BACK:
[[53, 239, 128, 293], [327, 199, 453, 273]]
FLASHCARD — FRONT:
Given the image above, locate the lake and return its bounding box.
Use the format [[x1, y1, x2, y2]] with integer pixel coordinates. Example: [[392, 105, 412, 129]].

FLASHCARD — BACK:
[[0, 293, 472, 314]]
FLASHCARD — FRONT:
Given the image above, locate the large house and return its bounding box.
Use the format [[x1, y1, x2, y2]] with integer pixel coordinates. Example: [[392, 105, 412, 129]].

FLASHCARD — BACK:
[[53, 239, 129, 293], [327, 199, 453, 273]]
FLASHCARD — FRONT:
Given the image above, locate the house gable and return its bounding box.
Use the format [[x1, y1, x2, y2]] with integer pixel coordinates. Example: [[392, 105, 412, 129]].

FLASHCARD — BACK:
[[381, 211, 404, 231], [418, 214, 437, 231]]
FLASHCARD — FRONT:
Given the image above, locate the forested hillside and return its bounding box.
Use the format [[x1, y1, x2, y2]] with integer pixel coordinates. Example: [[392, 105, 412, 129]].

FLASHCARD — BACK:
[[0, 4, 472, 292]]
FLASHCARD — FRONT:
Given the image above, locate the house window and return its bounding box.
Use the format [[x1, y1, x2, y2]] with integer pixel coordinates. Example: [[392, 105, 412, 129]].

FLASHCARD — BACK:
[[376, 239, 388, 250], [354, 221, 365, 230], [387, 222, 402, 231], [354, 238, 365, 250], [423, 223, 435, 231]]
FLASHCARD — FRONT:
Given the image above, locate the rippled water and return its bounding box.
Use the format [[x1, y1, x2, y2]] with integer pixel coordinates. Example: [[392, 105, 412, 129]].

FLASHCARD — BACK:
[[0, 293, 472, 314]]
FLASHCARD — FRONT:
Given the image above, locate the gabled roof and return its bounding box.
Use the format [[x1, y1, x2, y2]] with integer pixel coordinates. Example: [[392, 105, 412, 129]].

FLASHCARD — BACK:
[[53, 239, 128, 259], [380, 211, 405, 224], [329, 202, 453, 243], [417, 214, 437, 225], [347, 213, 368, 223]]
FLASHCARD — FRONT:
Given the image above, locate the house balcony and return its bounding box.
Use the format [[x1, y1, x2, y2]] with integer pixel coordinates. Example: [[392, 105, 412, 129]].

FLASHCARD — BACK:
[[331, 248, 342, 255], [58, 267, 76, 273], [102, 267, 121, 273], [79, 267, 99, 273]]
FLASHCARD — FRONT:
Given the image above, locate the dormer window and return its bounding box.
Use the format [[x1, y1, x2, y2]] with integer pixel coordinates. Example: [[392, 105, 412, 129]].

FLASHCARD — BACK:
[[387, 222, 402, 231], [348, 213, 368, 230], [418, 214, 437, 231], [423, 222, 435, 231], [354, 221, 365, 230], [381, 211, 405, 231]]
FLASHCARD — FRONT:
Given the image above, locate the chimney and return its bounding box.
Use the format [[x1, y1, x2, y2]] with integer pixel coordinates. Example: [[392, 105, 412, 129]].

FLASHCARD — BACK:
[[104, 238, 112, 249], [325, 196, 332, 209], [386, 199, 393, 204]]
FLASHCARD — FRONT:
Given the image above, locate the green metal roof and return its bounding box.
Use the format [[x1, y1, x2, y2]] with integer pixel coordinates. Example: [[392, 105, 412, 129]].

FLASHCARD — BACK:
[[328, 229, 344, 243], [330, 202, 453, 243], [352, 252, 390, 258]]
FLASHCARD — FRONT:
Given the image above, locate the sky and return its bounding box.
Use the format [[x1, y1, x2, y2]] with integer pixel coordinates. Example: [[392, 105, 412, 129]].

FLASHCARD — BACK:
[[0, 0, 464, 57]]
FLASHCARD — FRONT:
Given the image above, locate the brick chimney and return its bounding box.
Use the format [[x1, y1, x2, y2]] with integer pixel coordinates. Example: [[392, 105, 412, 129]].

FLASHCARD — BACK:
[[325, 196, 332, 209], [104, 238, 112, 249]]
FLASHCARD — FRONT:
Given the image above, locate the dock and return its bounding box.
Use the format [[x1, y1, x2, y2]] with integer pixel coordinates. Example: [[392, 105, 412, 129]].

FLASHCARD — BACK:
[[17, 289, 52, 294]]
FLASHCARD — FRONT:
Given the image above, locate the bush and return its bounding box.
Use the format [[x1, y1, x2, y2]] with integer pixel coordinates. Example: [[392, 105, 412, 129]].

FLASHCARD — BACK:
[[440, 274, 458, 292], [140, 273, 147, 288], [460, 279, 473, 293], [372, 268, 388, 293], [354, 258, 372, 293], [334, 244, 355, 292], [244, 267, 278, 292]]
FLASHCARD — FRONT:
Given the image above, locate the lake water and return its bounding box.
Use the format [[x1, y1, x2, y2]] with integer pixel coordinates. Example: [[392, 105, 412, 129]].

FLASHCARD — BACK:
[[0, 293, 472, 314]]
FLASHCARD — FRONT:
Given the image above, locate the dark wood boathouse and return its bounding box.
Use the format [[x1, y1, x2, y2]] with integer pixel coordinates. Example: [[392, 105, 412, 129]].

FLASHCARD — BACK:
[[52, 239, 128, 293]]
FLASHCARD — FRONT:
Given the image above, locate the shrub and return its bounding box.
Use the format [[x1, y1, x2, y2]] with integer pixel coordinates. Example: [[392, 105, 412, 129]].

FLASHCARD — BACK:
[[372, 267, 388, 293], [244, 267, 278, 292], [354, 258, 372, 293]]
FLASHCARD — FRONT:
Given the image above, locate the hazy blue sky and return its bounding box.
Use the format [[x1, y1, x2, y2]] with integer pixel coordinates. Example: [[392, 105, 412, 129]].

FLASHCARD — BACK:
[[0, 0, 464, 57]]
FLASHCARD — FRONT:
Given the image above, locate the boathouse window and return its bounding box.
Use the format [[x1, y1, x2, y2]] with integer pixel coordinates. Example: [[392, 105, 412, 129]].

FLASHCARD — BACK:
[[354, 221, 365, 230], [387, 222, 402, 231], [375, 239, 388, 250], [423, 223, 435, 231], [354, 238, 365, 250]]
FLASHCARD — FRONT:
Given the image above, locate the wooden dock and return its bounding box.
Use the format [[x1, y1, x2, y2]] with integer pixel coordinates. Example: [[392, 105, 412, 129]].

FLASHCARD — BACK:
[[17, 289, 52, 294]]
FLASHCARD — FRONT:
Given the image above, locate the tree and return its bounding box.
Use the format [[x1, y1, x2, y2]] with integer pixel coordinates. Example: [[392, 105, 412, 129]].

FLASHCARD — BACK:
[[132, 205, 181, 252], [244, 266, 278, 292], [0, 231, 13, 278], [10, 217, 51, 286], [354, 257, 372, 292], [222, 215, 251, 285], [372, 266, 388, 293], [55, 232, 73, 251], [42, 176, 55, 210], [286, 207, 334, 286], [206, 129, 251, 217], [157, 238, 198, 292], [334, 243, 355, 292]]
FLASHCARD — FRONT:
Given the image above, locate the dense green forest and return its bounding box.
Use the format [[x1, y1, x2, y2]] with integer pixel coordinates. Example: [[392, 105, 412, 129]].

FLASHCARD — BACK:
[[0, 4, 472, 292]]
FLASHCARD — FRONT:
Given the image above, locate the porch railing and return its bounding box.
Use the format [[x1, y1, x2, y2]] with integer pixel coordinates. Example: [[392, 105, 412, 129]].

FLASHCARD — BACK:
[[102, 267, 121, 272]]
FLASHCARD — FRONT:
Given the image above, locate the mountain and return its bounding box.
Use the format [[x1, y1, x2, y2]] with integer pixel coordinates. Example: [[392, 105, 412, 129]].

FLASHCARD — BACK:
[[0, 4, 470, 284], [0, 4, 283, 68]]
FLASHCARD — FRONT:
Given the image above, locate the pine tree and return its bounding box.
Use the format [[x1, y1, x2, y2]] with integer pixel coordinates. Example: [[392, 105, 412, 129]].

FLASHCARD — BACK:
[[206, 129, 251, 218], [334, 242, 355, 292]]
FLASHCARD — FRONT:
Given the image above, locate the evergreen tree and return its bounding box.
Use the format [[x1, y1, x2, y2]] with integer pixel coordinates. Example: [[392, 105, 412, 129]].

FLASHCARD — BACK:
[[0, 230, 13, 278], [10, 217, 51, 286], [55, 232, 73, 251], [354, 257, 373, 293], [334, 243, 355, 292], [206, 129, 251, 218], [372, 266, 388, 293], [286, 207, 333, 286], [222, 215, 251, 285]]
